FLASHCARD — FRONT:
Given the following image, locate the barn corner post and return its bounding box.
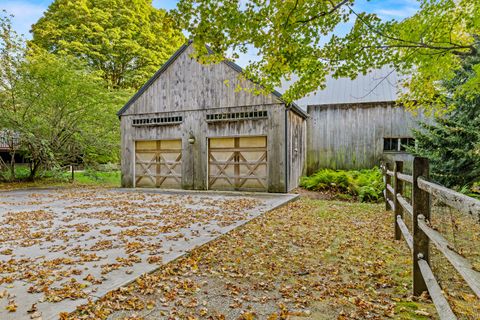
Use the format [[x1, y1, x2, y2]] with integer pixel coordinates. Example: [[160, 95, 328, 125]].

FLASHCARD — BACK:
[[394, 160, 404, 240], [412, 157, 430, 295]]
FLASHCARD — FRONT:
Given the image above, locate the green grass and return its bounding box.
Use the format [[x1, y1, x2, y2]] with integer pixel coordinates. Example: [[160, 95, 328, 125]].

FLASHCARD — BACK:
[[71, 170, 121, 186], [394, 301, 432, 320], [0, 167, 121, 190], [300, 168, 384, 202]]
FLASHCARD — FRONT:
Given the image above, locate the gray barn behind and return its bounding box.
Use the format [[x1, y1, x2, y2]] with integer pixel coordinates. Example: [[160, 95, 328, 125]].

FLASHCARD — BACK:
[[118, 42, 307, 192], [306, 102, 423, 174], [283, 68, 426, 174]]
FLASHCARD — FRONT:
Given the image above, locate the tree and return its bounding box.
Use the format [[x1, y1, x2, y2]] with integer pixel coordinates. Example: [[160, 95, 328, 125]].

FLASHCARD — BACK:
[[1, 13, 130, 180], [410, 49, 480, 192], [175, 0, 479, 113], [2, 51, 130, 180], [0, 12, 25, 179], [377, 0, 479, 113], [30, 0, 185, 89]]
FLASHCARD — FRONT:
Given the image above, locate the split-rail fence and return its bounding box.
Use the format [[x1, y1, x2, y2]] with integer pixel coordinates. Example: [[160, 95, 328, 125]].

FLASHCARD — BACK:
[[381, 157, 480, 320]]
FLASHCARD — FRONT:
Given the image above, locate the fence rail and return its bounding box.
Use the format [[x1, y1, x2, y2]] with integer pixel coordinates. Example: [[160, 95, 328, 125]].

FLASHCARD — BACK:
[[381, 157, 480, 320]]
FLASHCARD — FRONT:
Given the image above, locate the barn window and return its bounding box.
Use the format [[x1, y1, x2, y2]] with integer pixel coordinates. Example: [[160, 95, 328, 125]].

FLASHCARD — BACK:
[[206, 110, 268, 122], [384, 137, 415, 152], [132, 116, 183, 127]]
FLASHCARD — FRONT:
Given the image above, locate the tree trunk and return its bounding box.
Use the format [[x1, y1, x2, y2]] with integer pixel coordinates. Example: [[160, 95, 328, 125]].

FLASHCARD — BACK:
[[29, 161, 40, 181], [9, 150, 15, 181]]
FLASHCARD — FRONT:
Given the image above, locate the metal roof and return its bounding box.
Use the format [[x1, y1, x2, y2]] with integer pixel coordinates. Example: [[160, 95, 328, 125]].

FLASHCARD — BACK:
[[117, 41, 308, 119], [279, 66, 400, 108]]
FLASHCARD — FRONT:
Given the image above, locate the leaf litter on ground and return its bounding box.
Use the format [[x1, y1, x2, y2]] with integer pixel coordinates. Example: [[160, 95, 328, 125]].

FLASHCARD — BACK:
[[65, 198, 449, 319]]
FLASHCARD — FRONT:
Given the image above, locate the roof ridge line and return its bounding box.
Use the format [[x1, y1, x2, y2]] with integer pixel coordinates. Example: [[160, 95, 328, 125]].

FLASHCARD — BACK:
[[117, 41, 308, 119]]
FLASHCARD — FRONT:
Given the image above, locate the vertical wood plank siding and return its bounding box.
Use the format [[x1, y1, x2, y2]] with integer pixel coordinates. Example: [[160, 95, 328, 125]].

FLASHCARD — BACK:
[[306, 102, 424, 174], [121, 105, 291, 191], [123, 45, 278, 115], [120, 44, 306, 192], [287, 110, 307, 191]]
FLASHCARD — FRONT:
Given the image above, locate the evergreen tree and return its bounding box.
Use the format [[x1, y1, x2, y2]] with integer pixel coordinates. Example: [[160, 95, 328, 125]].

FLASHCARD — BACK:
[[411, 49, 480, 192]]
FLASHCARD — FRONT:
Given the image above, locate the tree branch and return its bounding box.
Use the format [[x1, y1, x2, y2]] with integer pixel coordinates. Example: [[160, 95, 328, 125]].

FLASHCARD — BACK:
[[362, 43, 475, 52], [283, 0, 299, 28], [294, 0, 349, 24], [347, 5, 476, 56]]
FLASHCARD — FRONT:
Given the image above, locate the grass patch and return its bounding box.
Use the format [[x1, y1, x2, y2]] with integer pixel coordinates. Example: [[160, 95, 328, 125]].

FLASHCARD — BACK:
[[0, 168, 120, 190], [72, 170, 121, 186], [300, 168, 383, 202], [395, 301, 432, 320]]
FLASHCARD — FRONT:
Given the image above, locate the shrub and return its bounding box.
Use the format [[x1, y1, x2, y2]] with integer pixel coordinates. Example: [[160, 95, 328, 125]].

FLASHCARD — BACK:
[[300, 168, 383, 202]]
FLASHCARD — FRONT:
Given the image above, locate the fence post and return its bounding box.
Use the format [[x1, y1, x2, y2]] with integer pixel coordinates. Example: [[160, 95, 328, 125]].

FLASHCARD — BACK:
[[384, 162, 391, 211], [394, 161, 404, 240], [412, 157, 430, 295]]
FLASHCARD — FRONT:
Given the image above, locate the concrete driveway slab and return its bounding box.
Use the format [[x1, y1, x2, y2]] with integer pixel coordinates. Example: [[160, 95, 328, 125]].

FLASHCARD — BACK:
[[0, 188, 296, 319]]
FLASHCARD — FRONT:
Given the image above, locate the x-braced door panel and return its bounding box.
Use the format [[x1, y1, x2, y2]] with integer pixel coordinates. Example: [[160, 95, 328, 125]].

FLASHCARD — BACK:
[[208, 136, 267, 191], [135, 140, 182, 188]]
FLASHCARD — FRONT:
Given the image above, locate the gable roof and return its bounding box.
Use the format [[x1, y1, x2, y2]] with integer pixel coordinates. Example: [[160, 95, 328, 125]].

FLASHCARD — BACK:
[[117, 41, 308, 118]]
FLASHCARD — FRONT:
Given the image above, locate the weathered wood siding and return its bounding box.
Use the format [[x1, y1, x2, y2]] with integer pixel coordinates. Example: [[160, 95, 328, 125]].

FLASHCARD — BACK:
[[287, 109, 307, 191], [121, 103, 288, 192], [120, 42, 307, 192], [306, 102, 424, 174], [123, 45, 279, 115]]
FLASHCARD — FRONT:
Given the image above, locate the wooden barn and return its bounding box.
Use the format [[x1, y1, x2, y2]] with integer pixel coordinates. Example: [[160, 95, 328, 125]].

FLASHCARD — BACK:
[[281, 68, 427, 174], [117, 41, 308, 192]]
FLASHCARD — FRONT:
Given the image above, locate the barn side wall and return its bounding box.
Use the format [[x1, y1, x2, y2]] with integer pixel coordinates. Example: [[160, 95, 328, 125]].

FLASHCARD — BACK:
[[306, 102, 424, 174], [287, 109, 307, 191], [120, 104, 288, 192]]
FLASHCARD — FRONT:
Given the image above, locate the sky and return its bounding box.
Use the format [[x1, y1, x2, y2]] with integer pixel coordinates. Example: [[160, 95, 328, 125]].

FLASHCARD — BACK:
[[1, 0, 420, 67]]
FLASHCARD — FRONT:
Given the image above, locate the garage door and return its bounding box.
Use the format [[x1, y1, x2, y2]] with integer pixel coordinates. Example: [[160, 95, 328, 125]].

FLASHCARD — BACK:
[[208, 136, 267, 191], [135, 140, 182, 188]]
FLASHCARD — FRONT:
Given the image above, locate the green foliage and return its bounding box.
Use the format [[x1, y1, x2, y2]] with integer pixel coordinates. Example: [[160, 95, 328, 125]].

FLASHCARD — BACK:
[[410, 49, 480, 195], [0, 166, 29, 181], [73, 170, 120, 186], [300, 169, 350, 192], [0, 165, 120, 186], [300, 168, 383, 202], [0, 13, 131, 180], [30, 0, 185, 89], [175, 0, 479, 113], [388, 0, 480, 114]]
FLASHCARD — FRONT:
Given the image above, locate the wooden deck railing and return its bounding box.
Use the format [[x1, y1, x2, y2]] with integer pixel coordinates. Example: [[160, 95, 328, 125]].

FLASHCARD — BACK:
[[381, 157, 480, 320], [0, 130, 19, 151]]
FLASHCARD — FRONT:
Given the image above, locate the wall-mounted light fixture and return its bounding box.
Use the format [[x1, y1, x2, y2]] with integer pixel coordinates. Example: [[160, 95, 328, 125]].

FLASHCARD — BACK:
[[188, 131, 196, 144]]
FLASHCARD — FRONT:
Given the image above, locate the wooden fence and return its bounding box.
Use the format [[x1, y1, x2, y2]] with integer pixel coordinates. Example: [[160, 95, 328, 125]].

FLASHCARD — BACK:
[[381, 157, 480, 320]]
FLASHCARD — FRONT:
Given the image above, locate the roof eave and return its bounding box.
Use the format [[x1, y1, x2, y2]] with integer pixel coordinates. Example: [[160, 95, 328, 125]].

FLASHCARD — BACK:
[[117, 41, 308, 120]]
